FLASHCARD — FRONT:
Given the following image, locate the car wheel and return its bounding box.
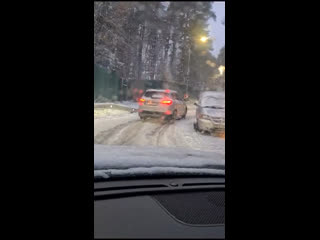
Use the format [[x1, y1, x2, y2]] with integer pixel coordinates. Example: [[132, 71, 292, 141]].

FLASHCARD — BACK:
[[140, 116, 146, 121], [169, 110, 177, 124], [193, 121, 199, 131], [182, 107, 187, 119]]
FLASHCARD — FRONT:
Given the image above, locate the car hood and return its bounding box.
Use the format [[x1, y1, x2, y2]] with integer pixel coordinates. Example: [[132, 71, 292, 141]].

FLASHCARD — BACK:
[[94, 145, 225, 179], [201, 108, 225, 118]]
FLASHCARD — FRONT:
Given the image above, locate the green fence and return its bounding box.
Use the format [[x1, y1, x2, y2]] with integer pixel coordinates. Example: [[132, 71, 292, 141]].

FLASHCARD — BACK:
[[94, 64, 120, 101], [94, 64, 193, 101]]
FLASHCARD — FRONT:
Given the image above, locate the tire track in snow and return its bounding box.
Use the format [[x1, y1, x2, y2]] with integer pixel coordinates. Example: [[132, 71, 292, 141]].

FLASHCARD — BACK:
[[156, 123, 171, 146], [117, 121, 145, 145], [94, 106, 224, 155], [94, 119, 139, 145]]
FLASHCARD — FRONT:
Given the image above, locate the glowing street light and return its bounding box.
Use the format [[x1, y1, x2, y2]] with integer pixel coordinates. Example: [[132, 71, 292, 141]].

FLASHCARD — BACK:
[[218, 65, 225, 75], [186, 35, 210, 95], [200, 36, 208, 42]]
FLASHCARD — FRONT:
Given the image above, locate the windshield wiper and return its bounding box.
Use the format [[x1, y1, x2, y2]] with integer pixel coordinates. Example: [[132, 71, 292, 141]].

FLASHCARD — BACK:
[[94, 167, 225, 181]]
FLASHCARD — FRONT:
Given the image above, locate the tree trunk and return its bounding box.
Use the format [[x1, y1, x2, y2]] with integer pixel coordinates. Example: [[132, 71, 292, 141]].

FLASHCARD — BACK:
[[137, 23, 145, 82]]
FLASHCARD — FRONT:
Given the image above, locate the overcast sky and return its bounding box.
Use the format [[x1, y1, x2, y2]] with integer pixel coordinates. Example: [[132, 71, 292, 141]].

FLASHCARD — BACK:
[[208, 1, 225, 57]]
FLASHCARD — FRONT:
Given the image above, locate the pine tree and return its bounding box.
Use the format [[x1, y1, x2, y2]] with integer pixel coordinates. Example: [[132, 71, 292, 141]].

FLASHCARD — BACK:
[[94, 1, 219, 98]]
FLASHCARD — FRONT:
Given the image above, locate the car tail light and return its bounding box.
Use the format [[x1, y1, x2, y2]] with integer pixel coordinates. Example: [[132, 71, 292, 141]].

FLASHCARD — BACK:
[[164, 110, 171, 115], [161, 99, 173, 105], [138, 98, 145, 105]]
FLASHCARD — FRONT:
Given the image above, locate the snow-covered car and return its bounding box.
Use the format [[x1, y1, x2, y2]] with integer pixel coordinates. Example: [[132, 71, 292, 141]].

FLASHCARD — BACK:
[[138, 89, 187, 122], [194, 91, 225, 133]]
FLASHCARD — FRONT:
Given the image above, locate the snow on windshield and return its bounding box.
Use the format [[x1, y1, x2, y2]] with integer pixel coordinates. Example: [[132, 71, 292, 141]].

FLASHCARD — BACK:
[[95, 167, 224, 179], [94, 145, 225, 178], [94, 145, 224, 170]]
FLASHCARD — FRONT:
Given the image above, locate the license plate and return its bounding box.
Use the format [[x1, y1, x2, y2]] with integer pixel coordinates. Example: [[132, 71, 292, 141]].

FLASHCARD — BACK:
[[147, 100, 152, 105]]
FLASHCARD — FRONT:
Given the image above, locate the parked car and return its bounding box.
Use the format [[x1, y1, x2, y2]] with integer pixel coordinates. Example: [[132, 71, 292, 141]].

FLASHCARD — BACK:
[[194, 91, 225, 133], [138, 89, 187, 122]]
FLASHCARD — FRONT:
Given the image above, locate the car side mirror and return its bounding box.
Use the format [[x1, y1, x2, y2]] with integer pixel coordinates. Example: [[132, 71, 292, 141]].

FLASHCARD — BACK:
[[194, 102, 199, 107]]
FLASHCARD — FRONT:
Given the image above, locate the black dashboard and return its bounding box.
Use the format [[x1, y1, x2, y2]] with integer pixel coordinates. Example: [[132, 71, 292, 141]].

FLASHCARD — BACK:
[[94, 177, 225, 239]]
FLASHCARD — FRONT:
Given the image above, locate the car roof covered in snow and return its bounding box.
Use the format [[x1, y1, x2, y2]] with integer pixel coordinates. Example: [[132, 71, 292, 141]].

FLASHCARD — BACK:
[[200, 91, 225, 99], [146, 89, 177, 94]]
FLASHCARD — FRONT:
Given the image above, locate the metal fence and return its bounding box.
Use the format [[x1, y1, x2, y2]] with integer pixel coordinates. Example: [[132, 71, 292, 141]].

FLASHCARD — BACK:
[[94, 64, 196, 101], [94, 64, 120, 101]]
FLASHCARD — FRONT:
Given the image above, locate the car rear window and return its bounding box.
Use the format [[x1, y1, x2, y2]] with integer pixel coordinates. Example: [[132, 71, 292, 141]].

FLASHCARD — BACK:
[[144, 91, 169, 99]]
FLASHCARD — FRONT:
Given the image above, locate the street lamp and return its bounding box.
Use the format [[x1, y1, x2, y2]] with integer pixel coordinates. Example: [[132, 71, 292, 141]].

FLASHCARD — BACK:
[[200, 36, 208, 42], [186, 36, 211, 95], [218, 65, 225, 76], [186, 45, 191, 95]]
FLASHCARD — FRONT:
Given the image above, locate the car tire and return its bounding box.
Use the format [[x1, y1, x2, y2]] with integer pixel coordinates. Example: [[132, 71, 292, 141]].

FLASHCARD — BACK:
[[194, 121, 199, 131], [169, 110, 177, 124], [140, 116, 146, 121], [182, 107, 187, 119]]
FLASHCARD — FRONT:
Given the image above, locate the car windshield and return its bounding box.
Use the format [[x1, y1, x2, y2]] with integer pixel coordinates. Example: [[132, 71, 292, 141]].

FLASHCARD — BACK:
[[94, 1, 225, 180], [201, 96, 225, 108]]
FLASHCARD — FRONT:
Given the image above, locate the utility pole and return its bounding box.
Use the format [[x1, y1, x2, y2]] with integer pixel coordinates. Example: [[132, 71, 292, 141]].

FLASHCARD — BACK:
[[186, 44, 191, 95]]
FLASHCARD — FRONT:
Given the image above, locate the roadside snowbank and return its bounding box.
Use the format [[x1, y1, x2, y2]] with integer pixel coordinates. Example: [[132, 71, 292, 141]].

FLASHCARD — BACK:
[[94, 101, 138, 110], [94, 108, 129, 118]]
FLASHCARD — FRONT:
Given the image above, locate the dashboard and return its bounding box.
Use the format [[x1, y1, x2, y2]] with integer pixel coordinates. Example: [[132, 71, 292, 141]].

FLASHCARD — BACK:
[[94, 177, 225, 239]]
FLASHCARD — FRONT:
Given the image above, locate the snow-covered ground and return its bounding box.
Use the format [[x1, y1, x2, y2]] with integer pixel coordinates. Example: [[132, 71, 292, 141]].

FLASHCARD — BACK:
[[94, 104, 225, 155], [94, 100, 139, 110], [94, 108, 131, 119], [117, 101, 139, 109]]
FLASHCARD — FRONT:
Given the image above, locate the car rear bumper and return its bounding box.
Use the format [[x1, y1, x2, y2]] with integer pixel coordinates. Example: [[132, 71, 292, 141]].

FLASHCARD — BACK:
[[197, 118, 225, 132], [139, 104, 173, 112], [138, 104, 174, 117], [139, 110, 166, 117]]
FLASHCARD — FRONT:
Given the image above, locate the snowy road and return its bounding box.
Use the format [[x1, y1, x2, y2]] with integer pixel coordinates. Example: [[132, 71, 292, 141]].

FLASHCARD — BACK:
[[94, 104, 225, 155]]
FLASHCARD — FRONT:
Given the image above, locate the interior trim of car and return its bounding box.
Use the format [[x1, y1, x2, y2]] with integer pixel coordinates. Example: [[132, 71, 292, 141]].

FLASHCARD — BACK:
[[94, 177, 225, 239]]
